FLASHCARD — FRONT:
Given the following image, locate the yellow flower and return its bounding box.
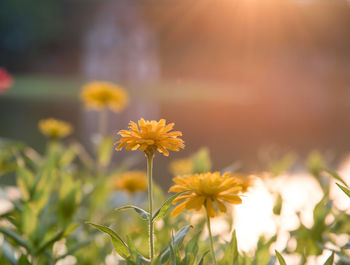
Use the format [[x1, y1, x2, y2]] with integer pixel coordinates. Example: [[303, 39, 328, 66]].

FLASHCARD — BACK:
[[114, 171, 148, 193], [115, 118, 184, 157], [80, 81, 128, 112], [231, 173, 253, 193], [38, 118, 73, 139], [169, 172, 242, 217], [169, 158, 194, 176]]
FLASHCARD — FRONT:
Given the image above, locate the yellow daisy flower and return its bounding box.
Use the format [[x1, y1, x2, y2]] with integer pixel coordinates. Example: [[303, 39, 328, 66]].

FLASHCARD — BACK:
[[114, 171, 148, 194], [231, 173, 254, 193], [80, 81, 128, 112], [169, 172, 242, 217], [38, 118, 73, 139], [115, 118, 184, 157], [169, 158, 194, 176]]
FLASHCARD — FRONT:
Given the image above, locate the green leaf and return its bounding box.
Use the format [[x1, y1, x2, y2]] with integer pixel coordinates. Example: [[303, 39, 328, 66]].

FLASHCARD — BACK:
[[172, 225, 192, 246], [253, 236, 277, 265], [275, 250, 286, 265], [63, 222, 80, 237], [192, 148, 212, 173], [185, 232, 200, 254], [152, 190, 191, 222], [1, 240, 17, 265], [16, 167, 35, 201], [231, 231, 239, 264], [273, 194, 283, 215], [307, 151, 324, 177], [21, 203, 38, 238], [336, 183, 350, 198], [31, 155, 58, 213], [323, 252, 334, 265], [0, 226, 30, 250], [183, 233, 200, 265], [126, 237, 149, 264], [267, 257, 276, 265], [161, 225, 192, 263], [324, 170, 348, 187], [97, 136, 114, 167], [116, 205, 150, 220], [35, 230, 64, 255], [168, 241, 179, 265], [220, 230, 238, 265], [58, 186, 79, 225], [59, 145, 78, 167], [55, 234, 96, 262], [196, 251, 209, 265], [86, 222, 129, 259], [269, 153, 296, 176], [18, 255, 31, 265]]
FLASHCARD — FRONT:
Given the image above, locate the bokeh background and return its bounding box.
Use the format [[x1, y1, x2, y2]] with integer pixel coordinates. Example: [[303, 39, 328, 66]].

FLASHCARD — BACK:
[[2, 0, 350, 184]]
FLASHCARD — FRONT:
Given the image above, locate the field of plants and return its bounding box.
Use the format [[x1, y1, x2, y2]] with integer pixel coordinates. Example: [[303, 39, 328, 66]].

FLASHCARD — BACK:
[[0, 73, 349, 265]]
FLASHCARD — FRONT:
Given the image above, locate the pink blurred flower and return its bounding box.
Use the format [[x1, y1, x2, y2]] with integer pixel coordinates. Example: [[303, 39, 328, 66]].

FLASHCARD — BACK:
[[0, 68, 13, 93]]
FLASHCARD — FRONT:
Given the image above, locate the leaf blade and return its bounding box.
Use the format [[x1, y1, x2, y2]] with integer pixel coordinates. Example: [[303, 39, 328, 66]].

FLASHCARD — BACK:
[[116, 205, 150, 220], [152, 190, 191, 222], [324, 252, 334, 265], [196, 251, 209, 265], [0, 226, 30, 250], [86, 222, 129, 259], [336, 183, 350, 198], [275, 250, 286, 265], [160, 225, 192, 263], [35, 230, 64, 255]]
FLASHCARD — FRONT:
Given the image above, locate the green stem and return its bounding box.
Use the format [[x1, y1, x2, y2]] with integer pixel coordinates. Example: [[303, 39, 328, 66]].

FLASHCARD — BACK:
[[206, 212, 217, 265], [147, 154, 155, 261], [99, 108, 108, 137]]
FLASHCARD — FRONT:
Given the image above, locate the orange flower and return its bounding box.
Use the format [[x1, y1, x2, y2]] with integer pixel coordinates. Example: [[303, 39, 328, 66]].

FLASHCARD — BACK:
[[115, 118, 184, 157], [169, 172, 242, 217]]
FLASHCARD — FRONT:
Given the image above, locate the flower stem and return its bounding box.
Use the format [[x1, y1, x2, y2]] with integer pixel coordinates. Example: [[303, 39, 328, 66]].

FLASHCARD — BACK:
[[206, 212, 218, 265], [99, 108, 108, 137], [146, 154, 155, 261]]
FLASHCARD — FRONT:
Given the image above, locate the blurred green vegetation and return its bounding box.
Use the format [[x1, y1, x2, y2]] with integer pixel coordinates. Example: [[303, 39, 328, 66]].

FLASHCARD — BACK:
[[2, 75, 82, 100], [0, 132, 349, 264]]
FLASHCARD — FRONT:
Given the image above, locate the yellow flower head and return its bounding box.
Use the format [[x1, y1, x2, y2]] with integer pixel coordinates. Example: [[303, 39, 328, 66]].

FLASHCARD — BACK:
[[114, 171, 148, 193], [38, 118, 73, 139], [115, 118, 184, 157], [169, 172, 242, 217], [80, 81, 128, 112], [232, 173, 254, 193], [169, 158, 194, 176]]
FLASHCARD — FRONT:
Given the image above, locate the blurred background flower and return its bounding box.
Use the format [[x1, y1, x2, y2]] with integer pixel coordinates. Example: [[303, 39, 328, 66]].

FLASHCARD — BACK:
[[0, 68, 13, 93], [38, 118, 73, 139], [169, 158, 194, 176], [114, 170, 148, 194], [80, 81, 128, 113]]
